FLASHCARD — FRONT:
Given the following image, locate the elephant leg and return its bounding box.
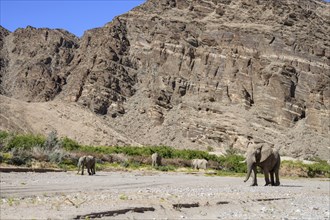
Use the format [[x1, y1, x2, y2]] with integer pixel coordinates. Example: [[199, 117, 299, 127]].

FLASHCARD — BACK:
[[251, 166, 258, 186], [263, 169, 271, 186], [270, 171, 275, 186], [275, 170, 280, 186], [81, 165, 84, 175], [87, 166, 92, 175]]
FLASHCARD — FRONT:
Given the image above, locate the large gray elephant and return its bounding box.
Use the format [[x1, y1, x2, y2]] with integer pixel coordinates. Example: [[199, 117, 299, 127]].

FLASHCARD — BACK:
[[77, 155, 96, 175], [243, 142, 281, 186], [151, 153, 161, 167], [192, 159, 208, 170]]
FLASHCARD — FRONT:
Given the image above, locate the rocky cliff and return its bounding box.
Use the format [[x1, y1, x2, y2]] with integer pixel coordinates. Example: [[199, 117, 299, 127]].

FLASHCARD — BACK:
[[0, 0, 329, 159]]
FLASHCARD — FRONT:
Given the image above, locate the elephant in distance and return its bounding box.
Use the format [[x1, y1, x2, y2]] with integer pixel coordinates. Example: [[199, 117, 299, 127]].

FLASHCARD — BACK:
[[243, 142, 281, 186], [151, 153, 162, 167], [192, 159, 208, 170], [77, 155, 96, 175]]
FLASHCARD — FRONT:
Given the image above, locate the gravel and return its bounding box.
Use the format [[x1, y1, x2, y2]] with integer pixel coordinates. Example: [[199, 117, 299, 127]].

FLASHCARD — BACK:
[[0, 171, 329, 219]]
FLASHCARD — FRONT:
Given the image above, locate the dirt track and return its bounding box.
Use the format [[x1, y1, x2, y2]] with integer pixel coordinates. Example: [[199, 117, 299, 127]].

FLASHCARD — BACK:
[[0, 171, 329, 219]]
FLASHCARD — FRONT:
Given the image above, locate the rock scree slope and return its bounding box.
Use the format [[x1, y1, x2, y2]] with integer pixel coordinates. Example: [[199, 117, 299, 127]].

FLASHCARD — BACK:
[[0, 0, 329, 159]]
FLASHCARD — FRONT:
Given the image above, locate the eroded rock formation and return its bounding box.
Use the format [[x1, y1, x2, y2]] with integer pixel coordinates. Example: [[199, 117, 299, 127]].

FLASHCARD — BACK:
[[1, 0, 329, 159]]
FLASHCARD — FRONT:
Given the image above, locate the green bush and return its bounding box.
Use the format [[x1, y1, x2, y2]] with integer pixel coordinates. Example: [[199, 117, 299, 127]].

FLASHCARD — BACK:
[[0, 152, 12, 163], [5, 133, 45, 151], [0, 131, 9, 142], [305, 161, 330, 178], [148, 146, 174, 158], [173, 149, 209, 160], [282, 160, 330, 178], [218, 154, 246, 173], [61, 137, 80, 151]]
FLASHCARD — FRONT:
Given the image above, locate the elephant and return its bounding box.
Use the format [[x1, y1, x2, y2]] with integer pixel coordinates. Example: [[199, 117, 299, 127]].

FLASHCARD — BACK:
[[192, 159, 208, 170], [151, 153, 161, 167], [243, 142, 281, 186], [77, 155, 96, 175]]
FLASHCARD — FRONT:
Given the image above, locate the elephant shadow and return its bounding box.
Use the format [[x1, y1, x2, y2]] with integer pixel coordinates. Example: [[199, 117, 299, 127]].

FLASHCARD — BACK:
[[92, 174, 108, 176], [278, 184, 303, 188]]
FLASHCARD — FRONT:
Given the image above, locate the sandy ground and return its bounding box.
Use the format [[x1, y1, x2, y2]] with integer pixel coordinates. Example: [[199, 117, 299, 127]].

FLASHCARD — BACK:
[[0, 170, 329, 219]]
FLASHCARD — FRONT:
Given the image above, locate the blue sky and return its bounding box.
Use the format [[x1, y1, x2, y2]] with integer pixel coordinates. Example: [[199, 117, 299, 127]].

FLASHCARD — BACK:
[[0, 0, 145, 37], [1, 0, 329, 37]]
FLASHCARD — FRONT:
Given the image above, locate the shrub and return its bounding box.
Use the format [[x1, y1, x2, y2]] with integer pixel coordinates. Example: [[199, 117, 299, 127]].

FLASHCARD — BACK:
[[44, 131, 61, 149], [149, 146, 174, 158], [61, 157, 77, 167], [5, 133, 45, 151], [9, 148, 32, 166], [61, 137, 80, 151], [119, 194, 128, 200], [31, 145, 49, 161], [120, 161, 130, 168], [48, 148, 65, 164], [156, 165, 176, 172], [218, 154, 246, 173], [0, 152, 12, 163], [0, 130, 9, 139], [129, 161, 142, 168], [172, 149, 209, 160], [305, 161, 330, 178], [27, 132, 66, 164], [0, 131, 9, 149], [281, 160, 330, 178]]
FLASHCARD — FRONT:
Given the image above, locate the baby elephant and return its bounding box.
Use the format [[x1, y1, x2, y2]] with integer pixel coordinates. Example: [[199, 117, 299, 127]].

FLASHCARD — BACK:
[[77, 155, 96, 175], [151, 153, 162, 167], [192, 159, 208, 170]]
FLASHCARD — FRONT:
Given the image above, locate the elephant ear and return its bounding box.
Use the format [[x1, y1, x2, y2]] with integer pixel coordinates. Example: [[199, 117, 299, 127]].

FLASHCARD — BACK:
[[246, 148, 256, 163], [260, 145, 273, 162]]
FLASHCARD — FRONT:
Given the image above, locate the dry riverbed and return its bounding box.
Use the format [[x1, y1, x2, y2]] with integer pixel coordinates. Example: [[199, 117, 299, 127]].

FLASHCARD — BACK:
[[0, 171, 329, 219]]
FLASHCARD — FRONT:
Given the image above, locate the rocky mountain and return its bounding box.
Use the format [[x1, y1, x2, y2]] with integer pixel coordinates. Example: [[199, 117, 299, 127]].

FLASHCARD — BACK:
[[0, 0, 329, 159]]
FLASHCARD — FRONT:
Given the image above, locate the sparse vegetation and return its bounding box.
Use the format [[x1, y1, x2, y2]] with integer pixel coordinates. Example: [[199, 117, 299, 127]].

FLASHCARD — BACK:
[[0, 131, 65, 166], [155, 165, 176, 172], [218, 154, 246, 173], [7, 197, 14, 206], [0, 130, 329, 178], [4, 133, 45, 151], [207, 146, 214, 152], [119, 194, 128, 200], [281, 160, 330, 178]]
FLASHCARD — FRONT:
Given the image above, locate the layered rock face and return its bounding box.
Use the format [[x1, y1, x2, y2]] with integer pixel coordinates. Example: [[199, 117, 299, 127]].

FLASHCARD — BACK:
[[0, 0, 329, 159], [0, 26, 78, 101]]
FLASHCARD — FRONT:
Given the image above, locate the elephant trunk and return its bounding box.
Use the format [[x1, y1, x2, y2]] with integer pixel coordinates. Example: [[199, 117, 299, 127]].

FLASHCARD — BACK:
[[244, 163, 253, 182]]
